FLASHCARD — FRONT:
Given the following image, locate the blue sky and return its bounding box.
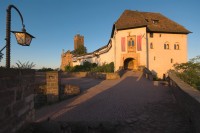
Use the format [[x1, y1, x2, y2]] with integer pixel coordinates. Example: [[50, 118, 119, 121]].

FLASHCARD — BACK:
[[0, 0, 199, 69]]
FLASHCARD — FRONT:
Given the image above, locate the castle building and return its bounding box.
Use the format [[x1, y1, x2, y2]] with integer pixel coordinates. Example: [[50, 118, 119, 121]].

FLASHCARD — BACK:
[[61, 10, 191, 78], [60, 50, 73, 70]]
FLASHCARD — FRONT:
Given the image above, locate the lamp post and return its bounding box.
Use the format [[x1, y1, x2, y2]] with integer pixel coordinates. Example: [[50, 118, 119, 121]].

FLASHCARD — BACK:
[[0, 45, 6, 62], [5, 5, 35, 68]]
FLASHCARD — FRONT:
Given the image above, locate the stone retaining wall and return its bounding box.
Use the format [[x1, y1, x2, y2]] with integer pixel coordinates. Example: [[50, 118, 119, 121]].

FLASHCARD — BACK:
[[34, 83, 46, 109], [46, 71, 61, 103], [168, 72, 200, 133], [143, 68, 154, 80], [0, 68, 35, 133], [61, 72, 120, 80], [34, 71, 61, 107]]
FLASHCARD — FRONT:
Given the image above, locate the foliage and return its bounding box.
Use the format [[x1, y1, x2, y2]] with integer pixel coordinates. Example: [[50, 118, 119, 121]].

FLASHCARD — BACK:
[[65, 65, 73, 72], [71, 61, 98, 72], [91, 62, 114, 73], [37, 67, 54, 72], [64, 61, 114, 73], [15, 61, 35, 69], [73, 45, 87, 55], [173, 55, 200, 90]]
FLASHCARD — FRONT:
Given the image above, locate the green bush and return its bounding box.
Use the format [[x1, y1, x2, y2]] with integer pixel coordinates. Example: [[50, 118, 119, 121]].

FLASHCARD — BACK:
[[37, 67, 54, 72], [64, 62, 114, 73], [91, 62, 114, 73]]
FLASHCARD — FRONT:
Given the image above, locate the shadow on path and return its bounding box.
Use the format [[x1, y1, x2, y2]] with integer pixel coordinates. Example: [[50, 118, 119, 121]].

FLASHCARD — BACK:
[[35, 71, 192, 133]]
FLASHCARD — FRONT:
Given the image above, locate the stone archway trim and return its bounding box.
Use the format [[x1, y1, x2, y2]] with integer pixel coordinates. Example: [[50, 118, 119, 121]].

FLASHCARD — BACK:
[[121, 53, 140, 70]]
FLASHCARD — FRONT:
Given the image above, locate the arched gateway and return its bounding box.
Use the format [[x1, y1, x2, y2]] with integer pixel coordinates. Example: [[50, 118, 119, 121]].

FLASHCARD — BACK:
[[124, 58, 134, 70]]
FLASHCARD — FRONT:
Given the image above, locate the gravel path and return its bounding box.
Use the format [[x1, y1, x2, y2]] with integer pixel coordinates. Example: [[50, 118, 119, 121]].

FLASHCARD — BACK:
[[35, 71, 191, 133]]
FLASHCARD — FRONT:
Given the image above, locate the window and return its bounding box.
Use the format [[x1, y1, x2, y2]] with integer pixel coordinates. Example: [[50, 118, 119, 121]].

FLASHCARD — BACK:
[[132, 40, 134, 46], [127, 36, 136, 53], [128, 38, 134, 46], [174, 44, 180, 50], [164, 43, 169, 49], [154, 56, 156, 61], [160, 34, 162, 37], [128, 41, 131, 46], [171, 58, 173, 63], [177, 44, 179, 50], [150, 33, 153, 38], [152, 20, 159, 24], [167, 44, 169, 49], [150, 43, 153, 49], [174, 44, 176, 50]]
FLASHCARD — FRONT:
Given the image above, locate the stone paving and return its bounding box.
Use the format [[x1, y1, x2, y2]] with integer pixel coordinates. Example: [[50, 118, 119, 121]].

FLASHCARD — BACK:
[[35, 71, 192, 133]]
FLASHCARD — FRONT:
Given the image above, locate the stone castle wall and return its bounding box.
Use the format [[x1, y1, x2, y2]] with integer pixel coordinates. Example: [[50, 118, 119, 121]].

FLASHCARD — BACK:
[[0, 68, 35, 133]]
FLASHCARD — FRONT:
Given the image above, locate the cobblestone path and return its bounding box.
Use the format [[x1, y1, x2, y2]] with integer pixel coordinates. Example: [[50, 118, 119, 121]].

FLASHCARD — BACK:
[[35, 71, 191, 133]]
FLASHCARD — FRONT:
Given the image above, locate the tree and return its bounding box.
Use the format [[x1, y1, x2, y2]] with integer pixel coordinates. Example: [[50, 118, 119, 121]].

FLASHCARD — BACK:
[[173, 55, 200, 90], [73, 45, 87, 55]]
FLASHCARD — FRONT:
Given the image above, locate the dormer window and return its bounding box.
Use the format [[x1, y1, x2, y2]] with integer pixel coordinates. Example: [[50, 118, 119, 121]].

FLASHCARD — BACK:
[[152, 20, 159, 24], [145, 19, 149, 22]]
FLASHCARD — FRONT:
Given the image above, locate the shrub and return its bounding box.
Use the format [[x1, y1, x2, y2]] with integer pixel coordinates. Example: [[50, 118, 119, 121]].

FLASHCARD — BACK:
[[91, 62, 114, 73], [65, 65, 73, 72]]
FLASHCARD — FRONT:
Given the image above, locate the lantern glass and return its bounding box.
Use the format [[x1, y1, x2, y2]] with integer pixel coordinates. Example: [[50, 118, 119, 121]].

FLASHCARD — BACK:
[[14, 32, 32, 46], [12, 30, 34, 46]]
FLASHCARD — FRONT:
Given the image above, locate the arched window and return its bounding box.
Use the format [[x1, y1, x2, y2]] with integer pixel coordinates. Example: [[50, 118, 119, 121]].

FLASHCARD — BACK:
[[174, 44, 176, 50], [164, 44, 167, 49], [174, 43, 180, 50], [132, 40, 134, 46], [166, 44, 169, 49], [177, 44, 179, 50], [164, 42, 170, 50], [128, 41, 131, 46]]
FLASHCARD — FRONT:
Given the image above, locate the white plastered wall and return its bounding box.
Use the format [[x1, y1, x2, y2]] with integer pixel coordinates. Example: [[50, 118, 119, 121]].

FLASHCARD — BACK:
[[113, 27, 147, 71], [148, 33, 188, 78]]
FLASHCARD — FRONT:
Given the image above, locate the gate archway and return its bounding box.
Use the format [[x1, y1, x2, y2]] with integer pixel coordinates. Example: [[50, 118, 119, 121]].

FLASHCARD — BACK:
[[124, 58, 134, 70]]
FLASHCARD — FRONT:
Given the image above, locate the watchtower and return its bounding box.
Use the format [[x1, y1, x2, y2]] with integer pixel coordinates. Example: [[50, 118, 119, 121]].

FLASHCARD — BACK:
[[74, 34, 84, 50]]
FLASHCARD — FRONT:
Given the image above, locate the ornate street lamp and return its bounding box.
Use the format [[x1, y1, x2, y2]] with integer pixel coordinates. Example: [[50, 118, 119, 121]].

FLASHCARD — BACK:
[[5, 5, 35, 68]]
